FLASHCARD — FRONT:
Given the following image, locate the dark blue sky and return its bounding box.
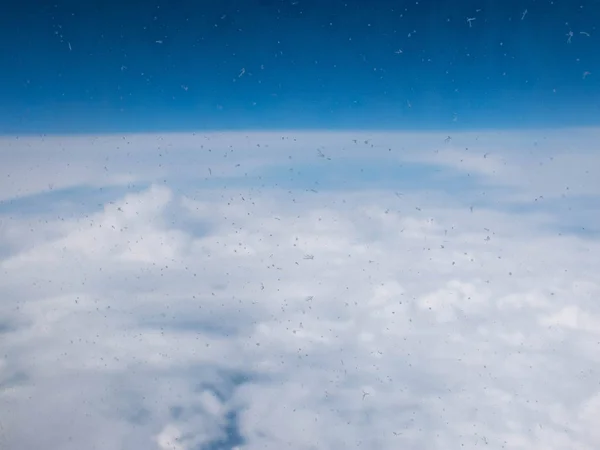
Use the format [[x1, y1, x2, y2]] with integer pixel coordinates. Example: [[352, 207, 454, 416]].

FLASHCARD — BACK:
[[1, 0, 599, 133]]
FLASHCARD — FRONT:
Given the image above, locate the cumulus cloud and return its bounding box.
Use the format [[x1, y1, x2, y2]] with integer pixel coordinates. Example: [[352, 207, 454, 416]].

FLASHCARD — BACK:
[[1, 130, 599, 449]]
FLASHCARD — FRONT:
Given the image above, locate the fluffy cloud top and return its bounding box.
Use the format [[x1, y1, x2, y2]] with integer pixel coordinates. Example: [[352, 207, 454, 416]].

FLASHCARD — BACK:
[[1, 130, 599, 449]]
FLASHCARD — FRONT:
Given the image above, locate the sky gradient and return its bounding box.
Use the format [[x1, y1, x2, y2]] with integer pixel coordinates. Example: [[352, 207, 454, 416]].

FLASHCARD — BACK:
[[2, 0, 599, 133]]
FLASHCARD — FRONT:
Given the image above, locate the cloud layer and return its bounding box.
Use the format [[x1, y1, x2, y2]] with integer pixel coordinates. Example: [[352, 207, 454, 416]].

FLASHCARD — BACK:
[[1, 130, 599, 449]]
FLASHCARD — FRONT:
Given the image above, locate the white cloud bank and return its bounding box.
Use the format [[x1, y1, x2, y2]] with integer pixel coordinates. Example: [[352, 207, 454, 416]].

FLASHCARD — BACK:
[[1, 129, 599, 449]]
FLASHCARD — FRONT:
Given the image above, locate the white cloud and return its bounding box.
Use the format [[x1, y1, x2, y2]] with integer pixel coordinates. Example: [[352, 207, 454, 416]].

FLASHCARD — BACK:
[[156, 425, 185, 450], [1, 130, 600, 449]]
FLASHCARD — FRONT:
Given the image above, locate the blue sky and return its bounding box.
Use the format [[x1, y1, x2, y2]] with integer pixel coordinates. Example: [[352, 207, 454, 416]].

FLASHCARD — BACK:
[[1, 0, 599, 133]]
